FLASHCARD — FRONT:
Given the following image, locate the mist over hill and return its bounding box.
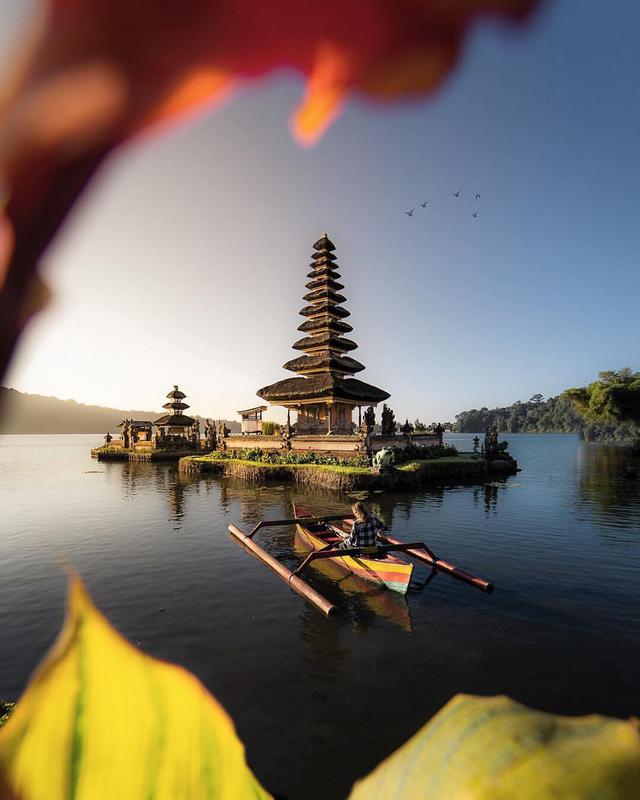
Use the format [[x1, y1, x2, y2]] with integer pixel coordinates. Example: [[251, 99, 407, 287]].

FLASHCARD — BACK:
[[0, 388, 240, 434]]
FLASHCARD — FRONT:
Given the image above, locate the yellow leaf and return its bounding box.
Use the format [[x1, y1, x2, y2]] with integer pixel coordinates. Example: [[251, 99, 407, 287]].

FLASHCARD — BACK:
[[349, 694, 640, 799], [0, 578, 270, 800]]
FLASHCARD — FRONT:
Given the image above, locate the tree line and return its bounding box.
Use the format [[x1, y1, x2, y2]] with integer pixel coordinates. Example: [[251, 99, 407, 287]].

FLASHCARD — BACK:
[[454, 370, 640, 444]]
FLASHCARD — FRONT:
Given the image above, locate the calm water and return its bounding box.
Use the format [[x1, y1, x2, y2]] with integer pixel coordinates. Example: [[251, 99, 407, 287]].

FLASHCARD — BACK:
[[1, 433, 639, 798]]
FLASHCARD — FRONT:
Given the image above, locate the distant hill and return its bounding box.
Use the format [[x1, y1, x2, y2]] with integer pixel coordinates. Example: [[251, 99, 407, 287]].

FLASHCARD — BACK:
[[0, 388, 241, 434]]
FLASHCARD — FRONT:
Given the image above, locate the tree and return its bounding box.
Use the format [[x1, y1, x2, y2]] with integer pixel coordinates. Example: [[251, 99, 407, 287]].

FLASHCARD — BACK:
[[529, 394, 544, 404], [381, 404, 397, 436], [401, 419, 414, 435], [563, 369, 640, 427], [363, 406, 376, 430]]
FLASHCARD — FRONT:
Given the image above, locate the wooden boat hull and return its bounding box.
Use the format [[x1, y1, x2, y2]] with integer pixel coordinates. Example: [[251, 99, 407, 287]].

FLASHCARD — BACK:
[[294, 505, 413, 595]]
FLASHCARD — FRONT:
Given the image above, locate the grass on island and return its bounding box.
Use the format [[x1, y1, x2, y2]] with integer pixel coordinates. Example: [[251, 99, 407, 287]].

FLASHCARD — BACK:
[[396, 455, 481, 472], [190, 452, 481, 475], [190, 453, 372, 474]]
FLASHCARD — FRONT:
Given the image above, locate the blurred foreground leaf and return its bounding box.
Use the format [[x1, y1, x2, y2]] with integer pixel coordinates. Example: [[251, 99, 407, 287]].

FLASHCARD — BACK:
[[0, 579, 270, 800], [349, 693, 640, 799]]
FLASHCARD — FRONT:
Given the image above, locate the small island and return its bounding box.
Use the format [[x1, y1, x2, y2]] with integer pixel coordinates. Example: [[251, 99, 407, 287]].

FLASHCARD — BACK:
[[178, 234, 517, 489], [91, 385, 214, 461]]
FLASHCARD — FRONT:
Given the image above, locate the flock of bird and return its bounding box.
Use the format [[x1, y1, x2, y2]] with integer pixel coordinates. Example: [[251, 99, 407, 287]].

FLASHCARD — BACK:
[[405, 191, 482, 219]]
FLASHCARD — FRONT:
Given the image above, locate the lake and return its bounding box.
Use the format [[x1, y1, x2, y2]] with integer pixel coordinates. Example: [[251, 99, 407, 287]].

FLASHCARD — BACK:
[[1, 433, 639, 798]]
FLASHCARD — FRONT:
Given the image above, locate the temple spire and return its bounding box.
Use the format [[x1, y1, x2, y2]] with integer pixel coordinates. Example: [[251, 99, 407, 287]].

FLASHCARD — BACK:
[[257, 235, 389, 433]]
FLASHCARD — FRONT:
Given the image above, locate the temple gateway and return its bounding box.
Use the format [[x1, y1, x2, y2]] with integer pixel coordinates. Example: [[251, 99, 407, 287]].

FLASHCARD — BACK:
[[257, 234, 389, 434]]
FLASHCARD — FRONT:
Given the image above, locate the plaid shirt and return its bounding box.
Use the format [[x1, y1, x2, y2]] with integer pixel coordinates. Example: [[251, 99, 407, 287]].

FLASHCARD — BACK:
[[340, 515, 385, 549]]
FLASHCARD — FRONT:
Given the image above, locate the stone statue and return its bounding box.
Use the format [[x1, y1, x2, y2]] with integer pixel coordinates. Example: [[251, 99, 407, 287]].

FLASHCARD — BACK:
[[484, 424, 499, 457], [104, 432, 112, 445], [122, 419, 130, 449], [434, 422, 445, 445], [131, 425, 139, 445], [373, 447, 395, 472], [205, 419, 217, 450]]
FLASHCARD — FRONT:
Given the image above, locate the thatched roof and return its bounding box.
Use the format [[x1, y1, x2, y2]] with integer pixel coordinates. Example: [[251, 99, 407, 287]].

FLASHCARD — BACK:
[[306, 266, 341, 278], [297, 316, 353, 334], [162, 401, 189, 411], [283, 353, 365, 374], [258, 233, 391, 406], [313, 234, 336, 252], [153, 414, 195, 426], [311, 254, 338, 267], [166, 385, 186, 399], [258, 374, 388, 404], [293, 333, 357, 352], [117, 420, 153, 428], [305, 276, 344, 292], [299, 304, 350, 319], [237, 405, 267, 415], [302, 288, 347, 304]]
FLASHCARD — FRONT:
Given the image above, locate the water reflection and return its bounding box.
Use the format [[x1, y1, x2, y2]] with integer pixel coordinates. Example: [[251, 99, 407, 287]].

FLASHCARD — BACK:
[[114, 461, 196, 529], [471, 479, 510, 515], [3, 435, 640, 800], [293, 531, 413, 633], [368, 489, 445, 529], [577, 445, 640, 533]]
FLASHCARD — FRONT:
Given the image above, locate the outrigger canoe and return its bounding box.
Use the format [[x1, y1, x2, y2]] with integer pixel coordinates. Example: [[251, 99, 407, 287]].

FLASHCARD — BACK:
[[293, 504, 413, 595], [228, 508, 493, 617]]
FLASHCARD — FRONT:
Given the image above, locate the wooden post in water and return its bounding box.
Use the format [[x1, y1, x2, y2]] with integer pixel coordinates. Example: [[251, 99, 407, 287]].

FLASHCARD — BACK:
[[228, 524, 337, 616]]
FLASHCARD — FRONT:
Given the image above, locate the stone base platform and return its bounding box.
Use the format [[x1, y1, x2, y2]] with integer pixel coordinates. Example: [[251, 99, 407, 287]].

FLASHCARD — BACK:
[[92, 447, 205, 462], [179, 454, 492, 493]]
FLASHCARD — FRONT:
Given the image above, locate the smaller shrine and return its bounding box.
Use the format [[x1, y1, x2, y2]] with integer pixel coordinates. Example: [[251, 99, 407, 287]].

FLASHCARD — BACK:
[[154, 386, 196, 440], [93, 385, 215, 461]]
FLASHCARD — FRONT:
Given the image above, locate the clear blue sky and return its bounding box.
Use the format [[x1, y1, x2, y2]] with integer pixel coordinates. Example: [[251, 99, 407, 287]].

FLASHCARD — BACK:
[[3, 0, 639, 422]]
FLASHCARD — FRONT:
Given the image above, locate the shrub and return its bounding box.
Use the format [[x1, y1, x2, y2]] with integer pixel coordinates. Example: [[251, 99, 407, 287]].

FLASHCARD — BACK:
[[391, 443, 458, 464], [212, 448, 368, 468], [261, 421, 281, 435]]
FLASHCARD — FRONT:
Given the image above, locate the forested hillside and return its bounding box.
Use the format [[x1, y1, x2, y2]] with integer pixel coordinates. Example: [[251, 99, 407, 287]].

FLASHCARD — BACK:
[[0, 388, 241, 434], [454, 394, 639, 443]]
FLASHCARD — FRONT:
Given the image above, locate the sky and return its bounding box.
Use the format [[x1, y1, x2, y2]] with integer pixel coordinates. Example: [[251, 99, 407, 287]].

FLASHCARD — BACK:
[[2, 0, 639, 423]]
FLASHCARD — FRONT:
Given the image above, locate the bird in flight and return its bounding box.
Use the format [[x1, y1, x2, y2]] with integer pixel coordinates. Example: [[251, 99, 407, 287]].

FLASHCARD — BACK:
[[453, 191, 460, 197], [420, 201, 428, 208], [405, 208, 415, 217], [475, 193, 481, 200], [472, 211, 478, 218]]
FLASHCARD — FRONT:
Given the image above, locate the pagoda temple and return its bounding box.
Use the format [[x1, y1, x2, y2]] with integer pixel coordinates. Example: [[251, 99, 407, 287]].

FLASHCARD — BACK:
[[257, 234, 389, 434], [153, 385, 196, 438]]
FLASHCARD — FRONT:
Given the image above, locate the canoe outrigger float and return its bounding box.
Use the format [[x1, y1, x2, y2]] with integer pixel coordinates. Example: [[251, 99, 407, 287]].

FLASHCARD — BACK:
[[228, 504, 493, 617]]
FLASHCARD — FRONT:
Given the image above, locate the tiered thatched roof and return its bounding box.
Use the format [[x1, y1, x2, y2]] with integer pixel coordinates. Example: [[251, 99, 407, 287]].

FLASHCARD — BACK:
[[154, 385, 195, 427], [257, 235, 389, 405]]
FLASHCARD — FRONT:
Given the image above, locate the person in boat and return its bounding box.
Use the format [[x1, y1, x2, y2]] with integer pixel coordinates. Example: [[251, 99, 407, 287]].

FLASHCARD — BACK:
[[339, 501, 387, 550]]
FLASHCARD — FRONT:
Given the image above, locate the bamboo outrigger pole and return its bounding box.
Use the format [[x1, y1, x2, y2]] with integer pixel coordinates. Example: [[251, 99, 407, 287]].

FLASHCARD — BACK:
[[379, 533, 493, 593], [228, 523, 337, 616]]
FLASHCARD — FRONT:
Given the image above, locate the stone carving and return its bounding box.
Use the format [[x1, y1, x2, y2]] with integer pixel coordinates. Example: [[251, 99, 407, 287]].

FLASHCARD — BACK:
[[122, 419, 130, 449], [373, 447, 395, 472], [484, 424, 499, 457]]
